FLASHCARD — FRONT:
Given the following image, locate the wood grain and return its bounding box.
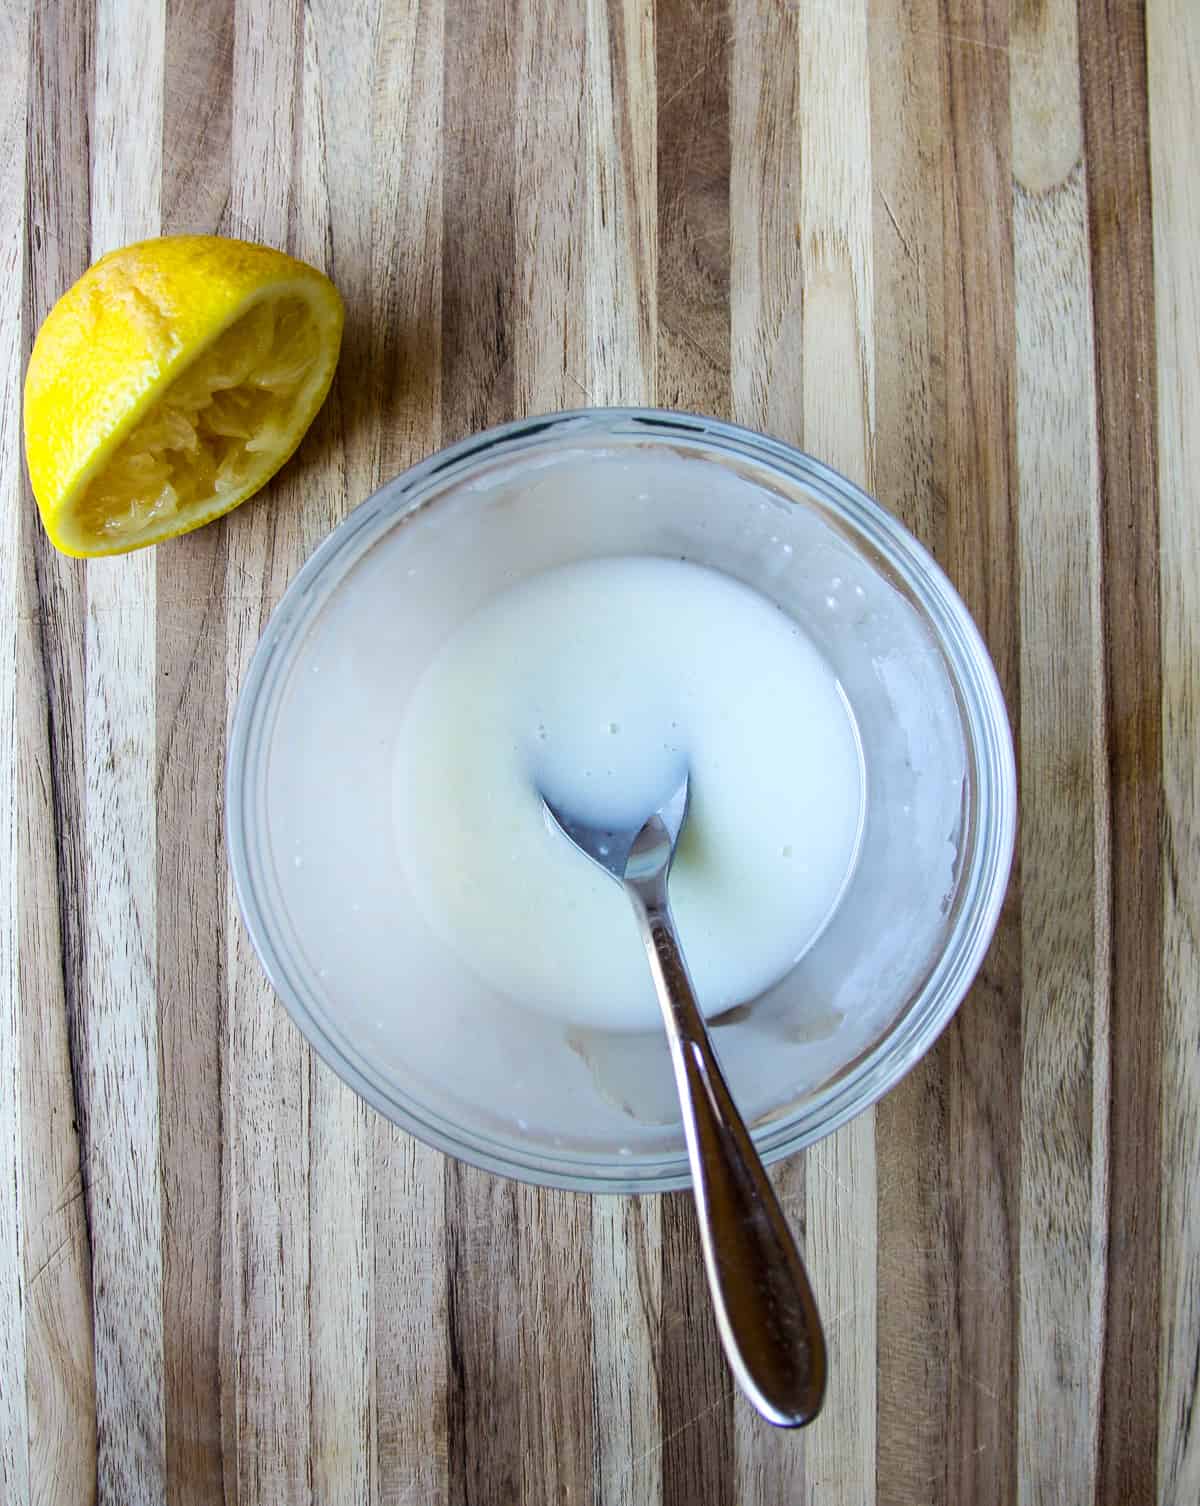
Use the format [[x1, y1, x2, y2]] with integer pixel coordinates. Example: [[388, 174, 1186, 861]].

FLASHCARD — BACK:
[[2, 1, 1196, 1502], [728, 15, 807, 1502], [512, 15, 600, 1485], [0, 0, 30, 1497], [87, 8, 166, 1503], [656, 0, 730, 417], [1079, 3, 1164, 1501], [1148, 1, 1200, 1500], [867, 6, 953, 1503], [18, 3, 98, 1504], [655, 5, 738, 1503], [586, 15, 663, 1506], [1010, 2, 1105, 1503], [356, 7, 451, 1506], [791, 5, 878, 1503], [938, 4, 1022, 1504], [224, 5, 316, 1502], [157, 2, 233, 1496]]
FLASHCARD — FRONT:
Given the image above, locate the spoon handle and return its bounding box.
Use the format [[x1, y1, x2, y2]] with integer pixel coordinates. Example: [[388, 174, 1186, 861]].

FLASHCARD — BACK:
[[632, 897, 827, 1428]]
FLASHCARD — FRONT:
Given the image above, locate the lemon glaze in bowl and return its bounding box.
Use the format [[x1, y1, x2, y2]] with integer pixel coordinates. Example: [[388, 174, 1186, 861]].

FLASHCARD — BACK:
[[227, 409, 1016, 1193]]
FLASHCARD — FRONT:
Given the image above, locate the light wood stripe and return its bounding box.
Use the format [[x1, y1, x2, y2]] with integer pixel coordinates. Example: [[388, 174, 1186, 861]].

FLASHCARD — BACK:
[[0, 0, 31, 1498], [85, 7, 166, 1503], [1010, 0, 1104, 1501], [867, 7, 953, 1504], [592, 1196, 663, 1506], [1148, 1, 1200, 1500], [789, 3, 879, 1502], [586, 0, 656, 410], [513, 0, 590, 420]]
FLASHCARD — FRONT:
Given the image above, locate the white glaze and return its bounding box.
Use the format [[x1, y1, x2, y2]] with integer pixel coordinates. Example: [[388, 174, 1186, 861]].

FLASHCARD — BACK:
[[392, 557, 864, 1031]]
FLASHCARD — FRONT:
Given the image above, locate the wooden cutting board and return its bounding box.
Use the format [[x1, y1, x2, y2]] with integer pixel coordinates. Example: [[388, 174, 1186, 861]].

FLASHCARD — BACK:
[[2, 1, 1197, 1502]]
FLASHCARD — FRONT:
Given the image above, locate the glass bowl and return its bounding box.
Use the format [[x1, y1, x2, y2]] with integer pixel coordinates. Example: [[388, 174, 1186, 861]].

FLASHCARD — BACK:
[[226, 408, 1016, 1193]]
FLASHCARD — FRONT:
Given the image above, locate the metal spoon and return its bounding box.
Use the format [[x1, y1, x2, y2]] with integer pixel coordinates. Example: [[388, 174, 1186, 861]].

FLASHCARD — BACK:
[[542, 771, 827, 1428]]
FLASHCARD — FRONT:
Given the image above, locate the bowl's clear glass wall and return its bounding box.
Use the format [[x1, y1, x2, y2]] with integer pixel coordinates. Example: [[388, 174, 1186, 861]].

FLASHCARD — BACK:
[[228, 413, 1015, 1192]]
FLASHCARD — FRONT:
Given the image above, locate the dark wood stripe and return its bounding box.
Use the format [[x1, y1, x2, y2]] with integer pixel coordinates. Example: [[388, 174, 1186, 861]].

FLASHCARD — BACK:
[[1077, 3, 1163, 1501], [20, 0, 97, 1495], [657, 1, 736, 1501], [439, 8, 526, 1502], [660, 1190, 736, 1506], [507, 0, 601, 1486], [367, 0, 445, 481], [936, 3, 1022, 1503], [156, 7, 234, 1501], [656, 0, 731, 419], [867, 0, 947, 557], [370, 1128, 448, 1506], [733, 1156, 807, 1503], [444, 1162, 522, 1506], [336, 5, 451, 1502], [517, 1187, 594, 1505], [161, 0, 234, 234], [511, 0, 590, 415], [23, 0, 92, 1181], [155, 525, 228, 1506], [868, 6, 953, 1504], [440, 0, 515, 443], [874, 1062, 953, 1505]]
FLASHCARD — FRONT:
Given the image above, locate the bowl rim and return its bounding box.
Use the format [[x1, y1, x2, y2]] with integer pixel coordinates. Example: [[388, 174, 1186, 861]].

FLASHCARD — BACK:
[[226, 406, 1017, 1194]]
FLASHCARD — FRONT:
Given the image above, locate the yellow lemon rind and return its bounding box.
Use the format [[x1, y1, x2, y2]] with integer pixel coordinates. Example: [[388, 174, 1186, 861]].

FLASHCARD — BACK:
[[24, 238, 343, 558]]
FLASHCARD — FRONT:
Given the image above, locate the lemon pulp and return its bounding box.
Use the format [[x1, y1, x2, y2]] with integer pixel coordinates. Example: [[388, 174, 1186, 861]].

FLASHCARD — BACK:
[[72, 293, 322, 550]]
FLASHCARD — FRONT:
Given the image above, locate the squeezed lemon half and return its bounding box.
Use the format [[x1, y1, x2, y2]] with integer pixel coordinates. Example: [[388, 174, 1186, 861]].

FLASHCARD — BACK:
[[24, 235, 344, 557]]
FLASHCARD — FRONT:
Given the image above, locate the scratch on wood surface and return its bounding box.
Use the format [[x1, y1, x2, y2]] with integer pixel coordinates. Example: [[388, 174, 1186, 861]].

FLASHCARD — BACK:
[[25, 1226, 85, 1293], [805, 1148, 855, 1203], [786, 1, 1029, 58], [630, 1384, 738, 1468], [952, 1363, 1002, 1404], [52, 1168, 107, 1217], [877, 186, 916, 266], [565, 368, 594, 402]]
